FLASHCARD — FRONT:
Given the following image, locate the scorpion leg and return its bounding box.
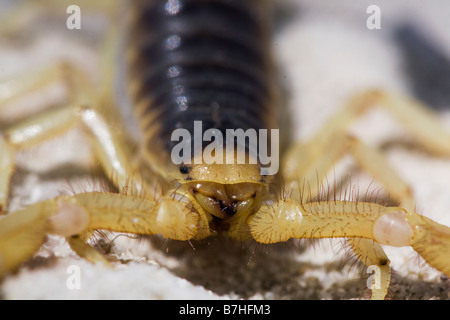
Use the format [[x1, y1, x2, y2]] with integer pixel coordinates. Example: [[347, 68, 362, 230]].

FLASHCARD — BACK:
[[248, 198, 450, 299], [282, 89, 450, 211], [0, 102, 152, 205], [0, 191, 201, 277], [280, 89, 450, 299]]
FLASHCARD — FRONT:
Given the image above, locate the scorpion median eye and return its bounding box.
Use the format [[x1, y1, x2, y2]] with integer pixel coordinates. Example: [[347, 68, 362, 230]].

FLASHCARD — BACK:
[[179, 165, 191, 174]]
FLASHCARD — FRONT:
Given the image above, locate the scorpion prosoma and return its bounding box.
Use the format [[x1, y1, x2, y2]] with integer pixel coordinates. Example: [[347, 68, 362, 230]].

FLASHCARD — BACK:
[[0, 0, 449, 300]]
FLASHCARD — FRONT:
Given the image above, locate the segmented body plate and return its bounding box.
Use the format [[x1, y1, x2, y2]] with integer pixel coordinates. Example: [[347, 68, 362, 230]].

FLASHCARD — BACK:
[[127, 0, 276, 168]]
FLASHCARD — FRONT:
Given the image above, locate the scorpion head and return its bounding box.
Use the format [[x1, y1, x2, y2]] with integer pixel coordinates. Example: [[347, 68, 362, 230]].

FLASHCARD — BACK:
[[178, 153, 267, 220], [190, 181, 262, 219]]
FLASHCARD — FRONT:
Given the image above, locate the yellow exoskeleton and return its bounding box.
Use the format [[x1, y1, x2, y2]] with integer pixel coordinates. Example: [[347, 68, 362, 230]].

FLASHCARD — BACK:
[[0, 0, 449, 299]]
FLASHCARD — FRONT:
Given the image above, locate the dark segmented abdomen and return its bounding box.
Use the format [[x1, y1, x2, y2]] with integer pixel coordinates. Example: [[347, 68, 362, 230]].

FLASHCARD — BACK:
[[127, 0, 275, 156]]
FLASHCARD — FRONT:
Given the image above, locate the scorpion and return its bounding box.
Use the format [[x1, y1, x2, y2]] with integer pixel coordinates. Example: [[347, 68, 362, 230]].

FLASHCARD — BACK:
[[0, 0, 449, 299]]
